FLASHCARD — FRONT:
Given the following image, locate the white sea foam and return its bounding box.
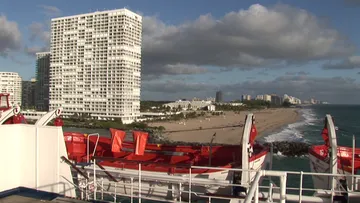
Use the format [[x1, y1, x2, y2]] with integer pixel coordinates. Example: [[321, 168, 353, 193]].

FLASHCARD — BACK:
[[276, 151, 284, 156], [264, 108, 317, 142]]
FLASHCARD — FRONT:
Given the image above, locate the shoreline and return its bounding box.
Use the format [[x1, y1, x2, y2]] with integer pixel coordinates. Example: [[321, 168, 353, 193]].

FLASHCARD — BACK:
[[257, 109, 301, 138], [148, 108, 302, 144]]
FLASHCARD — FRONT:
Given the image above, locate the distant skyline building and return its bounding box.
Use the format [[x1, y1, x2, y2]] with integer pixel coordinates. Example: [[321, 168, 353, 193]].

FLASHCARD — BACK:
[[263, 94, 272, 102], [22, 78, 36, 109], [35, 52, 50, 111], [215, 91, 223, 103], [271, 94, 282, 106], [49, 9, 142, 123], [283, 94, 301, 105], [0, 72, 22, 106], [255, 95, 264, 100], [241, 94, 251, 101]]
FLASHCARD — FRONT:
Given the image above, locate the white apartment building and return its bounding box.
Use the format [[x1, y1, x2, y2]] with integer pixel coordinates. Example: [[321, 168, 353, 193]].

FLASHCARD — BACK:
[[263, 94, 272, 102], [49, 9, 142, 124], [0, 72, 22, 106], [283, 94, 302, 105], [255, 95, 264, 100], [241, 94, 251, 101]]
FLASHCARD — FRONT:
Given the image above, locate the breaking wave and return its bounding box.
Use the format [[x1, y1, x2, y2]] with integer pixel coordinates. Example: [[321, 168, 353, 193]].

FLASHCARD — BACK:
[[264, 108, 318, 143]]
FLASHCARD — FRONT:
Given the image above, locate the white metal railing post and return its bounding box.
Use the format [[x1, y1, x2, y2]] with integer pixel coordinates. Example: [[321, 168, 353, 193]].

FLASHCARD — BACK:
[[114, 183, 117, 203], [268, 183, 273, 202], [189, 168, 192, 202], [244, 171, 262, 203], [331, 176, 334, 203], [280, 173, 287, 203], [87, 133, 100, 163], [179, 182, 182, 202], [352, 135, 355, 191], [93, 159, 97, 200], [81, 177, 84, 200], [299, 171, 303, 203], [101, 178, 104, 200], [86, 172, 90, 200], [254, 183, 259, 203], [131, 178, 134, 203], [139, 163, 142, 203]]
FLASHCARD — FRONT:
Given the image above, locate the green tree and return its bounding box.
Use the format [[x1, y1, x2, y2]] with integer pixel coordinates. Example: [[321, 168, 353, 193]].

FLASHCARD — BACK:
[[282, 99, 292, 108], [166, 106, 171, 112]]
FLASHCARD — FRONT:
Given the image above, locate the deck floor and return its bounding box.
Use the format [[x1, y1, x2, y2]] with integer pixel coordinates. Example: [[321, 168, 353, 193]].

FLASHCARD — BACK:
[[0, 195, 88, 203]]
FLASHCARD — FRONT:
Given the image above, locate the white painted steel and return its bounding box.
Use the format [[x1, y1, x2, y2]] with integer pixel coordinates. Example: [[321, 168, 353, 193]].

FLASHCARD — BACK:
[[309, 114, 358, 197], [352, 135, 356, 190], [0, 123, 76, 197], [86, 133, 99, 162], [326, 114, 338, 200], [241, 113, 252, 187], [35, 107, 62, 126], [0, 105, 20, 124], [73, 151, 267, 201]]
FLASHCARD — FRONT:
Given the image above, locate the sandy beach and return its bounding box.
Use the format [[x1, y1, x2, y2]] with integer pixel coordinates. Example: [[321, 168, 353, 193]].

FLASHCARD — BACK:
[[148, 108, 300, 144]]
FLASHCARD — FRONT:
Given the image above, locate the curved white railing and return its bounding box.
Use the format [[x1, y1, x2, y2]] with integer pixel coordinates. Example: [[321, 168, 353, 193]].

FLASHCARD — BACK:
[[86, 133, 100, 163]]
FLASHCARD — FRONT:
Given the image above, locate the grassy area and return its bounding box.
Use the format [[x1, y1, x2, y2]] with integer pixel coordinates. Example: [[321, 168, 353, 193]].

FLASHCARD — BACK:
[[59, 118, 165, 131]]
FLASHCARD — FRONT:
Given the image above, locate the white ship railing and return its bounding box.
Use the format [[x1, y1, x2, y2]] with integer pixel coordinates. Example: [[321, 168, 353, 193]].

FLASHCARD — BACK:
[[86, 133, 100, 163], [244, 170, 360, 203], [63, 159, 360, 203]]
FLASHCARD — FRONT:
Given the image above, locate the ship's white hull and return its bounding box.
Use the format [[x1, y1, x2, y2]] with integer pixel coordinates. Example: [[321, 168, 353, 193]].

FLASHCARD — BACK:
[[309, 153, 354, 190], [75, 153, 268, 201]]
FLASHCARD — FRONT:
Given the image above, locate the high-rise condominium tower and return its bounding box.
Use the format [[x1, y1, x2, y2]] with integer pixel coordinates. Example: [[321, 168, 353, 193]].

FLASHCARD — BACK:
[[49, 9, 142, 124]]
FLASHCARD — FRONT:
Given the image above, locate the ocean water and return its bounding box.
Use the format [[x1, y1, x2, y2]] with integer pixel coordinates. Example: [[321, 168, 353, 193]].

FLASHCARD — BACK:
[[261, 105, 360, 191]]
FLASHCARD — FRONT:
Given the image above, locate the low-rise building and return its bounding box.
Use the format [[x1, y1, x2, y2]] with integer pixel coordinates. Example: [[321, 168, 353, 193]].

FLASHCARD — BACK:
[[163, 100, 213, 110], [207, 105, 216, 111], [0, 72, 22, 106]]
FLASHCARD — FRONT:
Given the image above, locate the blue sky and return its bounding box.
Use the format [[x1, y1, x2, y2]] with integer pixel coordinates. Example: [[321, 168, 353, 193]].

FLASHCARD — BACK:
[[0, 0, 360, 103]]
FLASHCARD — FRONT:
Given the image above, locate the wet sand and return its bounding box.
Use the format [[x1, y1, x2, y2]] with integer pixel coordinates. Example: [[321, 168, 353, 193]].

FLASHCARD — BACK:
[[148, 108, 300, 144]]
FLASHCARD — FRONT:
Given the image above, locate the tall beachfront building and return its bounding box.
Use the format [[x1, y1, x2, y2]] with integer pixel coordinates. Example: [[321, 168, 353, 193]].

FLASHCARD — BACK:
[[49, 9, 142, 124], [35, 52, 50, 111], [0, 72, 22, 106]]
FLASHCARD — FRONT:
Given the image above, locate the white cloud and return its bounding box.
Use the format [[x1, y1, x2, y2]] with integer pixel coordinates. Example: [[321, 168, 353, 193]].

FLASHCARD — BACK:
[[0, 15, 21, 56], [24, 46, 48, 56], [25, 22, 51, 56], [38, 5, 62, 17], [141, 4, 355, 77], [28, 22, 50, 43], [323, 55, 360, 69], [285, 71, 310, 75]]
